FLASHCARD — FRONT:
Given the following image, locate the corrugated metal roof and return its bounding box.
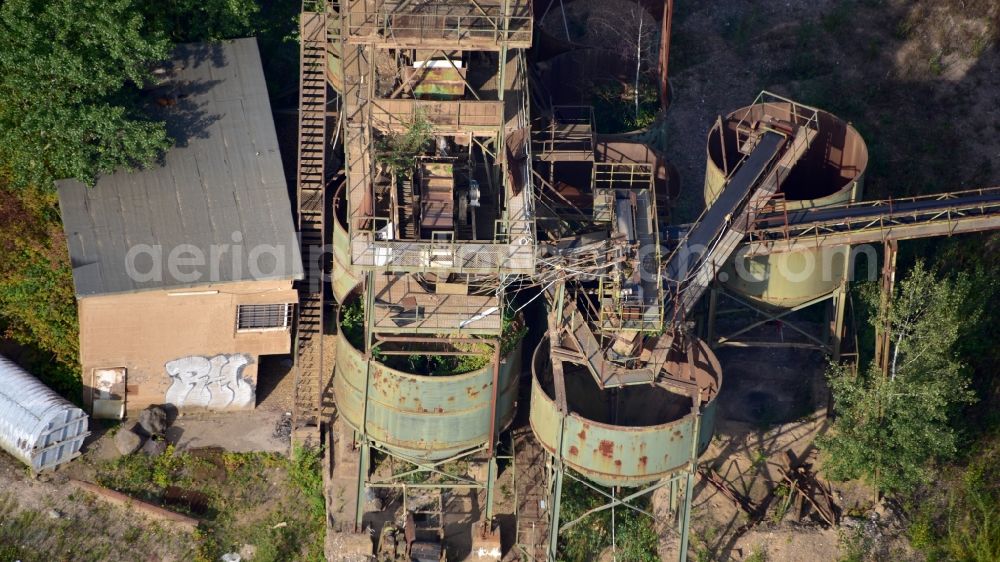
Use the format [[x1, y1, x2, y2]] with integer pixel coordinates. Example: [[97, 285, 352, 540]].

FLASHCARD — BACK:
[[0, 355, 89, 471], [57, 38, 303, 297]]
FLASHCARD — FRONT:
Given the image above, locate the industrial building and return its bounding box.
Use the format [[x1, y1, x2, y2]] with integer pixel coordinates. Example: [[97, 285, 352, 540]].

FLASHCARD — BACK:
[[57, 38, 303, 417], [33, 2, 1000, 560], [283, 2, 1000, 561]]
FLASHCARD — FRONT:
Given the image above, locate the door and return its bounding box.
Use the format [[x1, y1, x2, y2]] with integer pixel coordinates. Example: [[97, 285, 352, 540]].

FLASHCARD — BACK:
[[92, 367, 126, 419]]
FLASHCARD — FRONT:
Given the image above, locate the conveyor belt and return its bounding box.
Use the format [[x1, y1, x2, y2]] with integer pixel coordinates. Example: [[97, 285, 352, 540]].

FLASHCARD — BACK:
[[665, 130, 790, 321], [745, 187, 1000, 254], [676, 133, 786, 255]]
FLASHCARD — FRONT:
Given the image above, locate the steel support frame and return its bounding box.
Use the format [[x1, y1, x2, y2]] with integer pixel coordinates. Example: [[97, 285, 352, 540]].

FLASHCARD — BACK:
[[707, 280, 850, 359], [542, 457, 698, 562], [351, 438, 501, 528], [539, 387, 703, 562]]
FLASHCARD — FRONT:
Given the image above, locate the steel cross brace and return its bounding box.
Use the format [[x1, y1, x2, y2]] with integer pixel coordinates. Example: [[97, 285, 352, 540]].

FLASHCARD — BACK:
[[714, 287, 834, 349]]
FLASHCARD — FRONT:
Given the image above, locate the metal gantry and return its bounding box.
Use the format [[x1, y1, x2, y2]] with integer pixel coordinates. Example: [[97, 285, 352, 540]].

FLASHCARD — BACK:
[[322, 0, 537, 557], [295, 2, 1000, 554]]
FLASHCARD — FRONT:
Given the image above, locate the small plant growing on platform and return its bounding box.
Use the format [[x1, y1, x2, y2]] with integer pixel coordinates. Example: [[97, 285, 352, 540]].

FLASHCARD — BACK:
[[375, 113, 432, 179]]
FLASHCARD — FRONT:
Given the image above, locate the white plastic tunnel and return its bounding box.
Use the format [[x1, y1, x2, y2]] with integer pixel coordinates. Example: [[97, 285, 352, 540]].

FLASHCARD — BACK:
[[0, 355, 89, 471]]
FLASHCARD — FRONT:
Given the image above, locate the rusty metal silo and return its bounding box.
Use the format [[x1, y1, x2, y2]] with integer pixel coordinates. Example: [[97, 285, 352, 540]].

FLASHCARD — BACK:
[[529, 336, 720, 487], [703, 101, 869, 357], [333, 324, 521, 462], [705, 103, 869, 309]]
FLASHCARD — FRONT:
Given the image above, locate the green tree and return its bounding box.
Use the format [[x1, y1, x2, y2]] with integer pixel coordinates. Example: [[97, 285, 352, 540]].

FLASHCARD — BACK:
[[0, 0, 172, 189], [375, 113, 433, 178], [138, 0, 260, 43], [821, 261, 977, 494]]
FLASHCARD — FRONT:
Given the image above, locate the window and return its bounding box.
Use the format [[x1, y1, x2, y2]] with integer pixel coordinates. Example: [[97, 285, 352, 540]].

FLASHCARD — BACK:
[[237, 303, 293, 331]]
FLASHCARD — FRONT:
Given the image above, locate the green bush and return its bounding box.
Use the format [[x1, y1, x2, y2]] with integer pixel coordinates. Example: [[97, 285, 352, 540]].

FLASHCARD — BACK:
[[558, 478, 659, 562], [288, 445, 325, 522], [375, 114, 432, 178], [592, 80, 660, 134]]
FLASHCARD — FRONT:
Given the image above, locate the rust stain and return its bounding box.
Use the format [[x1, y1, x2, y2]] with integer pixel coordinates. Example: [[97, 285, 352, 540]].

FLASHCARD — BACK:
[[598, 440, 614, 458], [639, 456, 648, 468], [568, 446, 579, 456], [673, 430, 682, 438], [577, 429, 587, 440], [614, 459, 622, 468]]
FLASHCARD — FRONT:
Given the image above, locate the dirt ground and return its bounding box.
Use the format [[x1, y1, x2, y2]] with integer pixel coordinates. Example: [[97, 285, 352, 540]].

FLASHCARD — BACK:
[[664, 0, 1000, 222], [655, 2, 999, 558], [0, 410, 322, 562]]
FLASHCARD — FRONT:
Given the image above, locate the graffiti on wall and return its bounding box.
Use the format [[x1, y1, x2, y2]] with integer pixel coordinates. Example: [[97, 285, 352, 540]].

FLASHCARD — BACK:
[[165, 354, 254, 409]]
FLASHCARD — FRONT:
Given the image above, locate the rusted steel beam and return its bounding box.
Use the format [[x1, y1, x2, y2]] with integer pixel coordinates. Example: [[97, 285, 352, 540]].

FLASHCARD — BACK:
[[70, 479, 198, 531], [745, 216, 1000, 255], [774, 462, 837, 527], [373, 335, 496, 346], [697, 467, 756, 515], [658, 0, 673, 111]]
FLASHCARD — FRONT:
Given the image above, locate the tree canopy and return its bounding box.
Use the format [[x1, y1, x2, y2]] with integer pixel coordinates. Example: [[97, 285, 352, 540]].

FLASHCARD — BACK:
[[0, 0, 174, 189], [0, 0, 297, 388], [821, 261, 978, 494], [138, 0, 260, 44]]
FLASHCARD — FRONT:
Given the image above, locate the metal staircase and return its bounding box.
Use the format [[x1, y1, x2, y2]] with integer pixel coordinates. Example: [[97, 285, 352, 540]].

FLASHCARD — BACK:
[[514, 429, 550, 562], [294, 2, 329, 440]]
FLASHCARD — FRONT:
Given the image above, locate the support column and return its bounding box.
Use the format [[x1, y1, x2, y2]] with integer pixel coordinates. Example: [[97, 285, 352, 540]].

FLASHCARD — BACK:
[[706, 285, 719, 348], [485, 456, 498, 521], [547, 463, 564, 562], [676, 470, 695, 562], [354, 439, 370, 531], [669, 476, 679, 515]]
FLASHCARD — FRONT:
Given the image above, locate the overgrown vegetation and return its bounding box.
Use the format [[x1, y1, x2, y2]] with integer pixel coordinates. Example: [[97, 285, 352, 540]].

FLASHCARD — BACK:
[[93, 446, 326, 562], [906, 438, 1000, 561], [0, 0, 299, 393], [820, 253, 1000, 559], [558, 478, 659, 562], [592, 80, 660, 134], [0, 489, 183, 562], [821, 262, 977, 495], [374, 113, 433, 178], [342, 296, 528, 376], [0, 185, 80, 395], [340, 297, 366, 350]]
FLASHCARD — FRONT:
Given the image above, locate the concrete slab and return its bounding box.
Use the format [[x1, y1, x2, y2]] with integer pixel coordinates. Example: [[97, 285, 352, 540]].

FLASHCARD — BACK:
[[165, 410, 290, 454]]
